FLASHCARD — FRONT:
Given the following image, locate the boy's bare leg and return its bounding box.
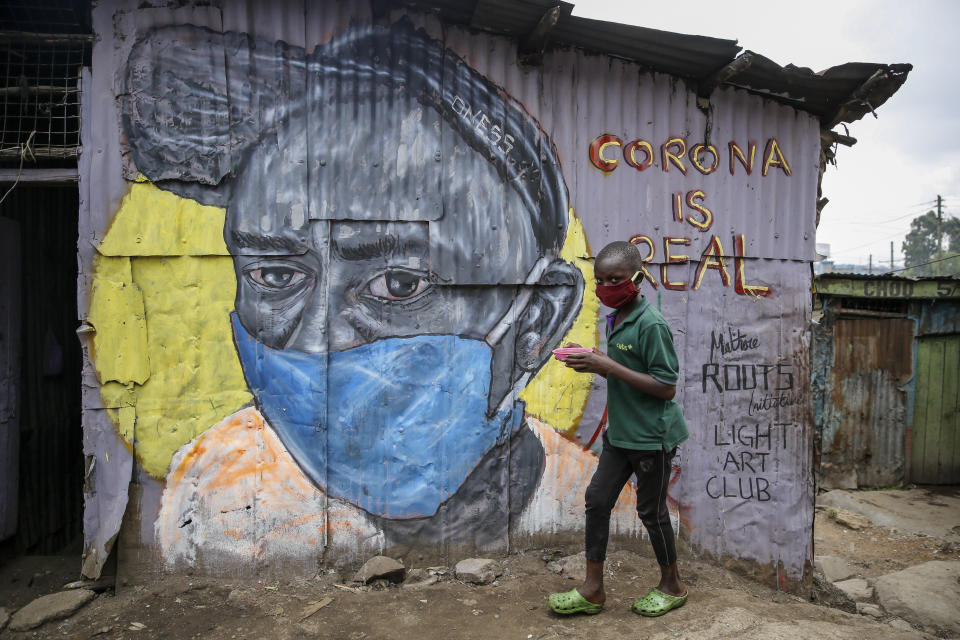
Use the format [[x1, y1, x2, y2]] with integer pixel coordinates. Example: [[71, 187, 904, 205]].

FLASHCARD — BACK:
[[577, 559, 606, 604], [657, 562, 686, 596]]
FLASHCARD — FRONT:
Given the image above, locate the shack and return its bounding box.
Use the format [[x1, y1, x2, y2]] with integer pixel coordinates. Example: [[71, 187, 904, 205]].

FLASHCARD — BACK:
[[813, 274, 960, 489], [0, 0, 910, 593]]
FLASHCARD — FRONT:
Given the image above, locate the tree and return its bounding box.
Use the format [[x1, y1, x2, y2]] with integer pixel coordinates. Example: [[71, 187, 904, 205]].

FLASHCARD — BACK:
[[901, 210, 960, 276]]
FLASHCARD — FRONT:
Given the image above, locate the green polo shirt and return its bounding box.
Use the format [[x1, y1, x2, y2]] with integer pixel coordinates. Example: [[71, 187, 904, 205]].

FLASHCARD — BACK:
[[605, 297, 688, 451]]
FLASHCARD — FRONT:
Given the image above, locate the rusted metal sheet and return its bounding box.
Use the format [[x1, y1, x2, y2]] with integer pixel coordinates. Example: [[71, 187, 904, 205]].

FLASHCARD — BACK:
[[0, 216, 21, 542], [819, 315, 913, 488], [918, 300, 960, 336], [76, 0, 900, 592], [816, 274, 960, 300]]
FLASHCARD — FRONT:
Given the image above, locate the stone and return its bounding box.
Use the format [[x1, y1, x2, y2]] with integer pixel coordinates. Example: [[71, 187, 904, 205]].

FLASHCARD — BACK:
[[8, 589, 97, 631], [874, 561, 960, 635], [832, 509, 872, 530], [402, 575, 438, 589], [811, 575, 856, 613], [833, 578, 873, 602], [856, 602, 883, 618], [547, 551, 586, 582], [226, 588, 258, 609], [887, 618, 915, 632], [402, 568, 438, 589], [814, 555, 855, 583], [455, 558, 502, 585], [0, 607, 8, 631], [353, 555, 405, 584]]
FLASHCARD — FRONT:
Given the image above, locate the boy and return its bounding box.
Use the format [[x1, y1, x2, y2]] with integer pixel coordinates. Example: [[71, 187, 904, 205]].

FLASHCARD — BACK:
[[548, 240, 689, 617]]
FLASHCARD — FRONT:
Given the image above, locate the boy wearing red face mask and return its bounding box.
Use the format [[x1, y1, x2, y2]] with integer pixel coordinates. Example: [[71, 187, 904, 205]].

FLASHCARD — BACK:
[[548, 240, 688, 618]]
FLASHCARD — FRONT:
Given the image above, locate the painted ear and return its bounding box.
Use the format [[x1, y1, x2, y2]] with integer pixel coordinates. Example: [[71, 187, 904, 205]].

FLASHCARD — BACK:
[[514, 259, 585, 372], [122, 25, 305, 206]]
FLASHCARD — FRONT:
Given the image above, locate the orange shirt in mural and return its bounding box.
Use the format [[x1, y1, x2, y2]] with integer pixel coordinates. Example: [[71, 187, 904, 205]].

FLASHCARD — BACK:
[[157, 407, 642, 568]]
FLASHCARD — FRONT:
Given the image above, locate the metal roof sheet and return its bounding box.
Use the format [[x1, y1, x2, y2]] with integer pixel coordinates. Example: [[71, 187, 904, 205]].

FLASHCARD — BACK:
[[404, 0, 910, 125]]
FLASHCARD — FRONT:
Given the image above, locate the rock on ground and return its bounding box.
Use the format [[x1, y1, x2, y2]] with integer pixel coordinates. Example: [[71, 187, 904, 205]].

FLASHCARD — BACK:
[[874, 560, 960, 635], [226, 588, 259, 609], [8, 589, 97, 631], [401, 568, 438, 589], [888, 618, 916, 632], [814, 555, 855, 583], [455, 558, 501, 585], [353, 556, 405, 584], [547, 551, 586, 582], [0, 607, 8, 631], [811, 576, 856, 613], [832, 509, 872, 530], [856, 602, 883, 618], [832, 578, 873, 602]]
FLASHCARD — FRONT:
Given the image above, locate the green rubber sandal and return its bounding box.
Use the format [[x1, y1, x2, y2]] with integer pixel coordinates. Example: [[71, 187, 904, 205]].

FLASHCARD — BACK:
[[547, 588, 603, 615], [632, 588, 688, 617]]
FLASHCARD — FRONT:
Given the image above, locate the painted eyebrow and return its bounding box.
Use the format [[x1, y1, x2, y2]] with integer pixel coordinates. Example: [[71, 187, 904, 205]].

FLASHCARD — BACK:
[[230, 230, 308, 254], [332, 235, 427, 261]]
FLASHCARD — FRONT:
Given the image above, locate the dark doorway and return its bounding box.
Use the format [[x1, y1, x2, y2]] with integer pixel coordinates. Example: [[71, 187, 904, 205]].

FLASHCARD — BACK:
[[0, 184, 82, 556]]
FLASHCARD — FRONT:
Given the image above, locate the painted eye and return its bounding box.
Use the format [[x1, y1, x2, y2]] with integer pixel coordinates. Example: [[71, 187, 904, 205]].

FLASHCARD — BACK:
[[245, 265, 308, 290], [367, 270, 430, 301]]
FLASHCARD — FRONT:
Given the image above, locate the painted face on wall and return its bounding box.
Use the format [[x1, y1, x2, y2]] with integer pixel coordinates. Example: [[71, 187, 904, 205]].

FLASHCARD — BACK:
[[122, 19, 583, 520]]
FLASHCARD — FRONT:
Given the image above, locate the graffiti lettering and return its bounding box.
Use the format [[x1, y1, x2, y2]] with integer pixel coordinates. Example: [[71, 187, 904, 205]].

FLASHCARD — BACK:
[[747, 390, 805, 416], [708, 326, 760, 362], [625, 233, 770, 296], [713, 422, 790, 450], [862, 279, 915, 298], [702, 362, 793, 393], [706, 475, 771, 501], [589, 135, 791, 178], [707, 422, 794, 502], [451, 95, 515, 154]]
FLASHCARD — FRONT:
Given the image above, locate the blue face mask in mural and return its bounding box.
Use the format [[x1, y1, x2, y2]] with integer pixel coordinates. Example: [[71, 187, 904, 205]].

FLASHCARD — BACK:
[[231, 314, 525, 519]]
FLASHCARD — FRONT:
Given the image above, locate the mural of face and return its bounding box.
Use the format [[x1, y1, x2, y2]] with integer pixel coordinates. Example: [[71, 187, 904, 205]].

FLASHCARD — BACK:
[[123, 19, 583, 524]]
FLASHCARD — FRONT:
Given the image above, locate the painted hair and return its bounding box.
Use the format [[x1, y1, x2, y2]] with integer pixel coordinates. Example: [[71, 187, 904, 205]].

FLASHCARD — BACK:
[[122, 18, 569, 254]]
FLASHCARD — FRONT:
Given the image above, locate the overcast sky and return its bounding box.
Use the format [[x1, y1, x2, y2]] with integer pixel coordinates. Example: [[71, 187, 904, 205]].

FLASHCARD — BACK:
[[571, 0, 958, 272]]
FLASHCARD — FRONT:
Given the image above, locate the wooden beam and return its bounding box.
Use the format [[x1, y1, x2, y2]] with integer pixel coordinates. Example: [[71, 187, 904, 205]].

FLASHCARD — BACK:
[[518, 6, 561, 65], [0, 168, 78, 183], [820, 129, 858, 147], [697, 52, 754, 98], [0, 31, 94, 43]]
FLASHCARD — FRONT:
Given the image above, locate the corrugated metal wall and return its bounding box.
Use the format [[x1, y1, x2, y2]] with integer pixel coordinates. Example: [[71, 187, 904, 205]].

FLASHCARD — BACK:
[[813, 287, 960, 489], [81, 0, 817, 589], [819, 314, 913, 488]]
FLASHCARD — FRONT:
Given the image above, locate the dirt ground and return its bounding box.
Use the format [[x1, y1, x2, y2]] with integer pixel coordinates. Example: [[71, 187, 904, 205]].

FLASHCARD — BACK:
[[1, 489, 957, 640]]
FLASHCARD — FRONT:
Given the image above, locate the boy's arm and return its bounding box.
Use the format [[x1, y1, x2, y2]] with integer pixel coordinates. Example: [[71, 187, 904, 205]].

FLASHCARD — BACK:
[[564, 351, 676, 400]]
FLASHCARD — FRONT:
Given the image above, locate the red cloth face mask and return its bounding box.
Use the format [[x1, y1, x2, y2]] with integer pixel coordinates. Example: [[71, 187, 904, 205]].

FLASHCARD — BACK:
[[595, 271, 640, 308]]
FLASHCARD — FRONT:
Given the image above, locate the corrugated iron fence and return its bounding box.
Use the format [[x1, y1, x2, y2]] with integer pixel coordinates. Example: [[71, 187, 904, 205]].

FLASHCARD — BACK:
[[814, 276, 960, 488]]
